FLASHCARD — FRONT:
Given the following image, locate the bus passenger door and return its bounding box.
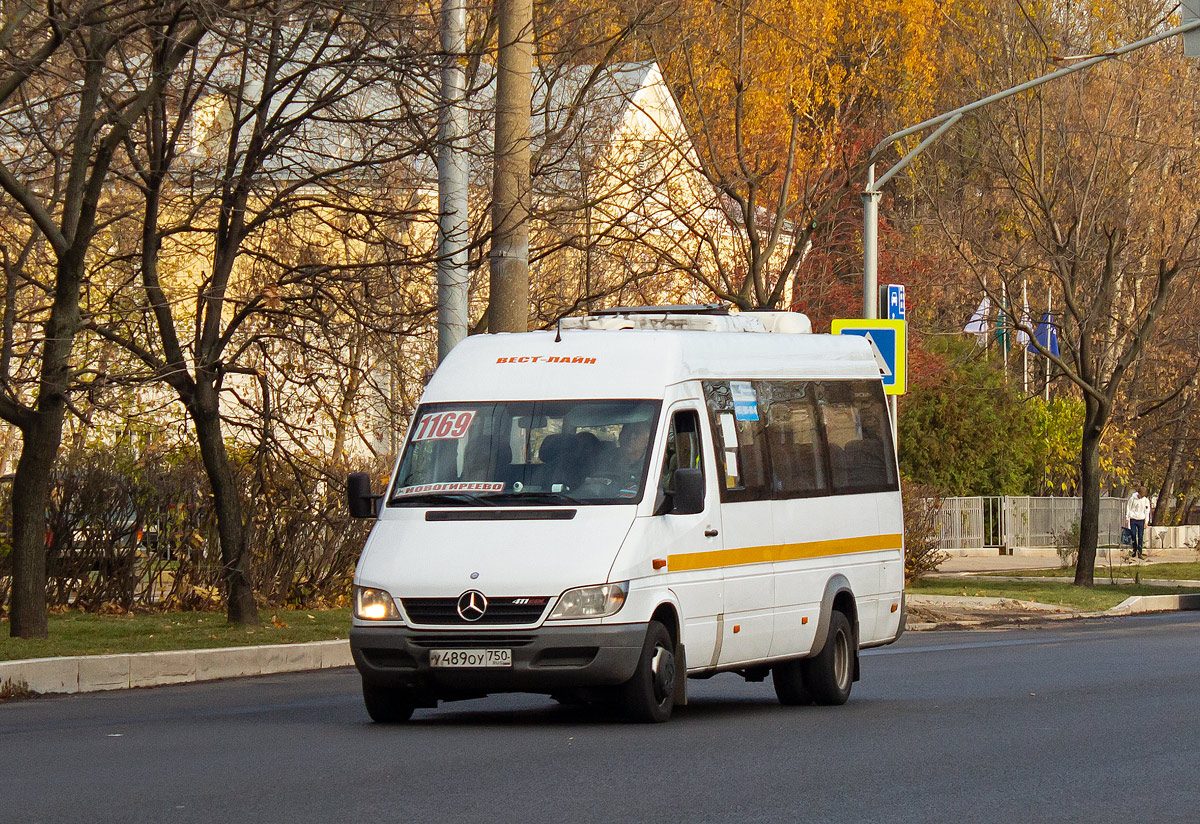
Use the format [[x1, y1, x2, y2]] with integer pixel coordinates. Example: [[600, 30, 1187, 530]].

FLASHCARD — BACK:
[[704, 387, 775, 668], [650, 406, 723, 671]]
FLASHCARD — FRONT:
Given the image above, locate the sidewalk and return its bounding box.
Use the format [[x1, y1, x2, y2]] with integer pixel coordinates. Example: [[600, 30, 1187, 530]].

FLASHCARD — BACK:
[[906, 589, 1200, 630], [936, 548, 1198, 573], [910, 551, 1200, 630], [937, 554, 1063, 573]]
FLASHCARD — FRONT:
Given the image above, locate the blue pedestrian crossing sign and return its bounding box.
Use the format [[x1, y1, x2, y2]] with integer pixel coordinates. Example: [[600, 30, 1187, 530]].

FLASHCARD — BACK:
[[831, 318, 907, 396]]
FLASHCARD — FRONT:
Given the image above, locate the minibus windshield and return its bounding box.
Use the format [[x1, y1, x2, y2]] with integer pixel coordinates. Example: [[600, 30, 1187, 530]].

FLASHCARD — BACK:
[[389, 400, 661, 507]]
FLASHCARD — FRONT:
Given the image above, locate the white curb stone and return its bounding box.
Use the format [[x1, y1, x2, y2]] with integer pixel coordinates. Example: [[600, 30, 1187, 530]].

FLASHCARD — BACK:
[[130, 650, 196, 688], [1, 639, 352, 696], [78, 655, 131, 691], [1109, 593, 1200, 613], [3, 658, 80, 694]]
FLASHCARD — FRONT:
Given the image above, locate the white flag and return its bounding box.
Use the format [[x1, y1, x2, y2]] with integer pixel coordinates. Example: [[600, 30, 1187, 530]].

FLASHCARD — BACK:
[[963, 296, 990, 344]]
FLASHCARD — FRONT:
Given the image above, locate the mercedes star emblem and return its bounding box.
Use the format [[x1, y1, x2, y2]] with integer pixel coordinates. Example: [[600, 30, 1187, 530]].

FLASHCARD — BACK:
[[456, 590, 488, 622]]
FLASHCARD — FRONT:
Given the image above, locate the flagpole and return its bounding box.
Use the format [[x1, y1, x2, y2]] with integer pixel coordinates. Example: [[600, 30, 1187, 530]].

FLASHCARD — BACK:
[[1045, 284, 1051, 402], [1001, 280, 1008, 379], [1022, 279, 1029, 395]]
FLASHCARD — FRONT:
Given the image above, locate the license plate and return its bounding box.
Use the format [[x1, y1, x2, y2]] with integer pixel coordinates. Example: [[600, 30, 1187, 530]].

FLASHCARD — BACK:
[[429, 648, 512, 668]]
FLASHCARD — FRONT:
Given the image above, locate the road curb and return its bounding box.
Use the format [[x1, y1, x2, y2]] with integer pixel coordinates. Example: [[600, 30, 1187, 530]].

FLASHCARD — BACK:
[[0, 639, 352, 696], [1110, 592, 1200, 613], [6, 592, 1200, 692]]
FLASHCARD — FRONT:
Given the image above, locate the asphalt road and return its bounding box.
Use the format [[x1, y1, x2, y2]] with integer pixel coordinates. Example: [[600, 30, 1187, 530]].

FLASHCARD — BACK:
[[3, 613, 1198, 824]]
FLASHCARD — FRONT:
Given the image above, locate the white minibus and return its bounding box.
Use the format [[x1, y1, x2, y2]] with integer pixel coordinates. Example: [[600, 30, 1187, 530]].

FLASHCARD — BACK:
[[347, 306, 905, 723]]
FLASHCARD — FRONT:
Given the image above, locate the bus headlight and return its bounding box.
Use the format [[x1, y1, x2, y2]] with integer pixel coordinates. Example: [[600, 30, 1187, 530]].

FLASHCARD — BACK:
[[354, 586, 402, 621], [548, 582, 628, 619]]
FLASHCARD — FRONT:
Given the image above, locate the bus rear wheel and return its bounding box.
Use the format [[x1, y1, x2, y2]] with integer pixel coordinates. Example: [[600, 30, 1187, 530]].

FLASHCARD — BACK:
[[772, 659, 814, 706], [800, 610, 854, 706]]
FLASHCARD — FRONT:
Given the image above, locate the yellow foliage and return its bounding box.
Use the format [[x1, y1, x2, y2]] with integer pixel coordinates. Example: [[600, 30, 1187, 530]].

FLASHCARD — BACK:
[[655, 0, 947, 180]]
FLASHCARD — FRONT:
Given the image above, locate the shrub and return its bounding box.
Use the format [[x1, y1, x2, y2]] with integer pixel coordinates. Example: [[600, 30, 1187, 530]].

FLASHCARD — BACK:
[[2, 437, 375, 614], [1055, 519, 1081, 569], [903, 482, 947, 582]]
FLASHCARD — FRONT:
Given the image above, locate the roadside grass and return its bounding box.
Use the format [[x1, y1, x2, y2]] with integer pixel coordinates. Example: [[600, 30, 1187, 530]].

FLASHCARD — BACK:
[[907, 578, 1200, 611], [980, 561, 1200, 581], [0, 608, 350, 662]]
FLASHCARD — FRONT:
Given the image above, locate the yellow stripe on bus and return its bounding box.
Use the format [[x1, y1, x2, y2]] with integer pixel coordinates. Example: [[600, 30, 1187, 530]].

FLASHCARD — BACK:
[[667, 533, 903, 572]]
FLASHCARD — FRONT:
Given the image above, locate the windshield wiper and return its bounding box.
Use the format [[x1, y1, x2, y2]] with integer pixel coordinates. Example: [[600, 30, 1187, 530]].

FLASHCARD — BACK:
[[387, 492, 495, 507], [479, 491, 583, 505]]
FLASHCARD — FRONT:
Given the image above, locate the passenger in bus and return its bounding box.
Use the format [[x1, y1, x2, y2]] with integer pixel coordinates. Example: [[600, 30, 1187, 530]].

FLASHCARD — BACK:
[[571, 431, 604, 485], [537, 433, 569, 488], [460, 437, 491, 480]]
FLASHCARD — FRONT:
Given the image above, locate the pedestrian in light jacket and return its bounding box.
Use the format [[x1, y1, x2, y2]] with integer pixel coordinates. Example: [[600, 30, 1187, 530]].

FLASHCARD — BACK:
[[1126, 486, 1151, 560]]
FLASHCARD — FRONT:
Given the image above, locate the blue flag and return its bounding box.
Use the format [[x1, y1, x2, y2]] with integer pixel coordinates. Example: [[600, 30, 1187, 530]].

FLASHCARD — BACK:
[[1029, 312, 1059, 357]]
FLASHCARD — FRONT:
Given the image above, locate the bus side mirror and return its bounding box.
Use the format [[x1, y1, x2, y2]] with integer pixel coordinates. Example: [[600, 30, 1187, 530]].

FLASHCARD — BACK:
[[348, 472, 381, 519], [671, 468, 705, 515]]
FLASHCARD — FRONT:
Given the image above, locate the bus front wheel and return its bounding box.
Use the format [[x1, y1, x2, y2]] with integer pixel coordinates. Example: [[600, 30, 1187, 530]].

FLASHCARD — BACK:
[[619, 621, 676, 723], [362, 682, 416, 723]]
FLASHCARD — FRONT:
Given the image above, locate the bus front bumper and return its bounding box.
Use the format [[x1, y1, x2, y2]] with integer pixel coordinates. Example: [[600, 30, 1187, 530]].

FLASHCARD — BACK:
[[350, 623, 646, 697]]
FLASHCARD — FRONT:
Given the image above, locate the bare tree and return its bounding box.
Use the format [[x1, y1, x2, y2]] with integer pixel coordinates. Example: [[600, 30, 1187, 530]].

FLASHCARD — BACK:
[[925, 4, 1200, 583], [86, 1, 438, 623], [0, 0, 216, 637]]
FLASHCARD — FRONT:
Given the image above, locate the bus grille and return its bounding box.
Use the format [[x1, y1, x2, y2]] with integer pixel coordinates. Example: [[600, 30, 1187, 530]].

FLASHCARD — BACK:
[[400, 597, 549, 626], [407, 634, 538, 648]]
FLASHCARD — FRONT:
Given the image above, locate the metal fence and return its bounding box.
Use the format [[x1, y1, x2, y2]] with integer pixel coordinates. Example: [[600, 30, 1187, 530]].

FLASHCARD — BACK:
[[934, 496, 1125, 552]]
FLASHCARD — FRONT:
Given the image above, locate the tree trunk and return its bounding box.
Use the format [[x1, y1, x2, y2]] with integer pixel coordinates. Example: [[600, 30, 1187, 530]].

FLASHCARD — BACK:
[[1178, 490, 1196, 527], [8, 412, 66, 638], [1074, 397, 1107, 587], [9, 250, 83, 637], [189, 379, 259, 626], [1154, 416, 1186, 526], [331, 336, 363, 467]]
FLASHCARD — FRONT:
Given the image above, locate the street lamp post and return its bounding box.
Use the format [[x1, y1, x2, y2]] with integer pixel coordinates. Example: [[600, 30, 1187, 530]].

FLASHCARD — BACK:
[[861, 19, 1200, 319]]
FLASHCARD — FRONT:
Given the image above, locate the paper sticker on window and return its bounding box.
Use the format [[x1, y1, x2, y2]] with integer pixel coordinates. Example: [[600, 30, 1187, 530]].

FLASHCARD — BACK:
[[730, 381, 759, 421], [395, 481, 504, 496], [411, 410, 476, 441], [719, 412, 739, 447], [723, 449, 740, 487]]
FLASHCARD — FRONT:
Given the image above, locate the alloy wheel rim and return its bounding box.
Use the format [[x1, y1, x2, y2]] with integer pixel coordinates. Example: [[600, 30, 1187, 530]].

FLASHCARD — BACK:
[[650, 645, 675, 703], [833, 628, 851, 691]]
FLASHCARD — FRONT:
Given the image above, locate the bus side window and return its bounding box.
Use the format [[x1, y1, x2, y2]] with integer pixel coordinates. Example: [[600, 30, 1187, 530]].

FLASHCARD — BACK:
[[658, 410, 703, 494], [763, 381, 827, 496], [846, 381, 897, 489], [702, 380, 770, 501], [817, 381, 897, 494]]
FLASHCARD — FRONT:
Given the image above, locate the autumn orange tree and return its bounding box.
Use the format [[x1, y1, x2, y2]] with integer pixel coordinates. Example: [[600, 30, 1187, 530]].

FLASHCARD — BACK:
[[629, 0, 945, 311]]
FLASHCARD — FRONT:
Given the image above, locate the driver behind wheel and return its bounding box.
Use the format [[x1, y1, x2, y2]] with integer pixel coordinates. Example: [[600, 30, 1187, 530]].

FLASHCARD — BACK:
[[598, 419, 653, 495]]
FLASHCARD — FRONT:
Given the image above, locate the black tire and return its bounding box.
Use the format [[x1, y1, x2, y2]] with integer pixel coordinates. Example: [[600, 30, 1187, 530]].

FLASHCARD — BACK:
[[362, 682, 416, 723], [800, 610, 855, 706], [550, 692, 588, 706], [772, 659, 814, 706], [619, 621, 676, 723]]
